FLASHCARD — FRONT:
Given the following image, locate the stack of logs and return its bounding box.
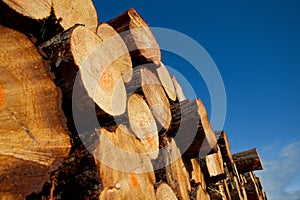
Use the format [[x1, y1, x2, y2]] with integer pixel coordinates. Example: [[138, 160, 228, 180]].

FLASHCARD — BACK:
[[0, 0, 267, 199]]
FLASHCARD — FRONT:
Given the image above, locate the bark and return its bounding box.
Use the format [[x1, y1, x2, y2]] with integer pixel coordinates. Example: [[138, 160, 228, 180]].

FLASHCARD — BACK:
[[107, 8, 161, 66], [0, 25, 70, 199], [233, 148, 263, 174], [169, 99, 218, 158], [0, 1, 62, 44]]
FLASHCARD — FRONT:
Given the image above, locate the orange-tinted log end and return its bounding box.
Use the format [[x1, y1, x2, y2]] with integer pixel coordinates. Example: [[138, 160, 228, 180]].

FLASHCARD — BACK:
[[131, 173, 138, 188], [0, 85, 3, 111]]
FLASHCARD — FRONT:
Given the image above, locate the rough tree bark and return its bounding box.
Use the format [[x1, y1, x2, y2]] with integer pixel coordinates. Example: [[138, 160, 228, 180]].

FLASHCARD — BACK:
[[107, 8, 161, 66], [233, 148, 263, 174], [169, 98, 218, 158]]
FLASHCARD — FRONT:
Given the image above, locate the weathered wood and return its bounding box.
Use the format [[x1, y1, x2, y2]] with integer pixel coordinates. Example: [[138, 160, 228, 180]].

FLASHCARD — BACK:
[[164, 137, 191, 200], [156, 182, 178, 200], [1, 0, 51, 20], [186, 158, 206, 189], [108, 8, 161, 66], [233, 148, 263, 174], [196, 185, 210, 200], [227, 174, 245, 200], [215, 130, 233, 164], [171, 76, 186, 102], [244, 172, 265, 200], [0, 1, 62, 44], [94, 125, 156, 200], [99, 187, 122, 200], [96, 22, 133, 83], [157, 62, 176, 101], [201, 146, 226, 183], [39, 25, 127, 116], [126, 67, 172, 131], [52, 0, 98, 31], [0, 25, 70, 199], [128, 93, 159, 159], [169, 98, 218, 158]]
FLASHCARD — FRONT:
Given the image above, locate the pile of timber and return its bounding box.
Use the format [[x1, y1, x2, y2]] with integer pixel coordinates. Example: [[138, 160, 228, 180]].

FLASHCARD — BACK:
[[0, 1, 267, 199]]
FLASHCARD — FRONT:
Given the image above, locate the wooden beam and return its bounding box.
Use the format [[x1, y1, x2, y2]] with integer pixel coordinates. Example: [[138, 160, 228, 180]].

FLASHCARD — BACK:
[[233, 148, 263, 174]]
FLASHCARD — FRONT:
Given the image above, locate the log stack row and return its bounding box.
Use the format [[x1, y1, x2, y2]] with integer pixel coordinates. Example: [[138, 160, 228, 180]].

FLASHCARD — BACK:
[[0, 0, 267, 199]]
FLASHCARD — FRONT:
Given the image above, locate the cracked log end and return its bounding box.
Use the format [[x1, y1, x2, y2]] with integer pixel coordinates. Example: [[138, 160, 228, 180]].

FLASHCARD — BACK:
[[0, 25, 71, 199]]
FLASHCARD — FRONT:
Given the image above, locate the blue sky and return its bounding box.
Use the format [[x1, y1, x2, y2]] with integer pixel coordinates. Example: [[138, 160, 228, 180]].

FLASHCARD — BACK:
[[94, 1, 300, 199]]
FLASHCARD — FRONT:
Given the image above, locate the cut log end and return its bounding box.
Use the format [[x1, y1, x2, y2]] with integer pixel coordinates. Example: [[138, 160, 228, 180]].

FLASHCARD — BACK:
[[96, 23, 133, 83], [2, 0, 52, 20], [108, 8, 161, 66], [157, 63, 176, 101], [128, 94, 159, 159], [156, 183, 178, 200], [70, 25, 127, 116], [0, 25, 70, 198], [52, 0, 98, 31], [141, 67, 172, 130], [0, 85, 3, 111]]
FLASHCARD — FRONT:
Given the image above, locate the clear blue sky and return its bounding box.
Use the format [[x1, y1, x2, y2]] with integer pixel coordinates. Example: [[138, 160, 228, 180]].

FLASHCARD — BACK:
[[94, 1, 300, 199]]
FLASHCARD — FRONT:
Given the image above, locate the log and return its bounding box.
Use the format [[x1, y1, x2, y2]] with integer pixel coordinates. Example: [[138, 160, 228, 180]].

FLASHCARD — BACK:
[[157, 62, 176, 101], [0, 0, 62, 44], [233, 148, 263, 174], [94, 125, 156, 200], [52, 0, 98, 31], [186, 158, 206, 189], [215, 130, 233, 164], [107, 8, 161, 66], [128, 93, 159, 159], [200, 147, 226, 183], [39, 25, 127, 116], [156, 182, 178, 200], [99, 187, 122, 200], [243, 172, 262, 200], [1, 0, 51, 20], [227, 174, 244, 200], [127, 66, 172, 131], [163, 137, 191, 200], [196, 185, 210, 200], [96, 22, 133, 83], [0, 25, 70, 199], [171, 76, 186, 102], [169, 98, 218, 158]]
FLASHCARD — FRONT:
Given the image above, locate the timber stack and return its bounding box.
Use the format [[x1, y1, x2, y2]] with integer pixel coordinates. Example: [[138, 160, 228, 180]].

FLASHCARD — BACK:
[[0, 1, 267, 199]]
